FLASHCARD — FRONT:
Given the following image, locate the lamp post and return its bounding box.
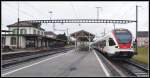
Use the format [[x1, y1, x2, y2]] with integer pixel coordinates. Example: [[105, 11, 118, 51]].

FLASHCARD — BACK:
[[48, 11, 53, 20], [17, 1, 20, 48], [66, 28, 69, 45], [49, 11, 55, 32], [96, 7, 102, 19]]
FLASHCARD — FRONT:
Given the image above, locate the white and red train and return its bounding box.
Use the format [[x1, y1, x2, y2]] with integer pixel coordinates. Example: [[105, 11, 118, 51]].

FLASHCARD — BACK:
[[90, 28, 136, 58]]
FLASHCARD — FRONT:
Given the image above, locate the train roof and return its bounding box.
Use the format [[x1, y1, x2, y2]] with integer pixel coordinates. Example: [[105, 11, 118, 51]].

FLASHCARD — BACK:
[[91, 28, 131, 45]]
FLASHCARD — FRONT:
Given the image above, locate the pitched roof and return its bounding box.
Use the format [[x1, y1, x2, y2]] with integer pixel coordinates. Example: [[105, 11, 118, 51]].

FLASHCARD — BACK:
[[7, 21, 45, 30], [70, 30, 95, 41], [137, 31, 148, 37], [44, 31, 56, 36], [71, 30, 95, 37]]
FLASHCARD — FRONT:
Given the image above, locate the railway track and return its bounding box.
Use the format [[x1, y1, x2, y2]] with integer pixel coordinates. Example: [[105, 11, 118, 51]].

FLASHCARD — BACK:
[[2, 47, 74, 68], [94, 49, 149, 77], [108, 58, 149, 77]]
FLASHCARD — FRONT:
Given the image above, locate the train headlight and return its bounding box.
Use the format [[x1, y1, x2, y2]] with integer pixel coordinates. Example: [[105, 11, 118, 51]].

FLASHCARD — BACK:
[[115, 46, 118, 48]]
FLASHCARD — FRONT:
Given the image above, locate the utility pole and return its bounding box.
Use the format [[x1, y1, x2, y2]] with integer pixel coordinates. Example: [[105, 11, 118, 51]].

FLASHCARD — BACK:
[[48, 11, 53, 20], [135, 5, 142, 54], [135, 5, 138, 55], [75, 32, 77, 51], [49, 11, 55, 32], [96, 7, 102, 19], [88, 33, 90, 51], [113, 23, 115, 30], [17, 2, 20, 48], [104, 28, 105, 36], [66, 28, 69, 45]]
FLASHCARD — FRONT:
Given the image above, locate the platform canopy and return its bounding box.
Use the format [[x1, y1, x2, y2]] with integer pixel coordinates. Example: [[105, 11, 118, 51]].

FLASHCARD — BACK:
[[70, 30, 95, 41], [1, 30, 12, 32]]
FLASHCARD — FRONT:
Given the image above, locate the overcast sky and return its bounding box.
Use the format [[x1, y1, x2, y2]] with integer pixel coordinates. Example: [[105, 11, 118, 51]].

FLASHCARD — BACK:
[[2, 1, 149, 39]]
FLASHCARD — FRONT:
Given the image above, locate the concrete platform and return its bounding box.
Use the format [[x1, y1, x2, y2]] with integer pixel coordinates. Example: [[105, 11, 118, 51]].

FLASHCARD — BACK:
[[2, 49, 107, 77]]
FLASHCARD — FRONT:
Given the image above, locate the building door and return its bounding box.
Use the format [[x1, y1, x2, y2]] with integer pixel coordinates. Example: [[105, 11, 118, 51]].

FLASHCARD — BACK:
[[26, 37, 36, 48], [2, 37, 6, 48]]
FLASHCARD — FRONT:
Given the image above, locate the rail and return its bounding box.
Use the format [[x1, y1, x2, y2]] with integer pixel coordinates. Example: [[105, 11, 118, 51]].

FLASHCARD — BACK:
[[2, 47, 73, 68], [110, 59, 148, 77], [94, 49, 126, 77]]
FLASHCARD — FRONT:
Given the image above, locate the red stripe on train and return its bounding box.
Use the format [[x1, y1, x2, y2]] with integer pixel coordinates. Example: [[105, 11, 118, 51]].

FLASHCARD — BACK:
[[118, 43, 131, 49]]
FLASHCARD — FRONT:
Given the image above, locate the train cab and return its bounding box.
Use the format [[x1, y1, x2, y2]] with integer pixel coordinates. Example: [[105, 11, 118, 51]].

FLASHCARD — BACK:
[[91, 28, 136, 58]]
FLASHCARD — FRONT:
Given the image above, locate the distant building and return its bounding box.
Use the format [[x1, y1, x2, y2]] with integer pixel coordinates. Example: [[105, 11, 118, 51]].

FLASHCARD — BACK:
[[70, 30, 95, 51], [1, 21, 56, 49], [44, 31, 57, 38], [137, 31, 149, 47]]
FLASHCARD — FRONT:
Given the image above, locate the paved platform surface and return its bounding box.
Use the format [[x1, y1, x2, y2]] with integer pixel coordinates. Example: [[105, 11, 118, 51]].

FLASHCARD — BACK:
[[2, 49, 107, 77], [1, 47, 61, 55]]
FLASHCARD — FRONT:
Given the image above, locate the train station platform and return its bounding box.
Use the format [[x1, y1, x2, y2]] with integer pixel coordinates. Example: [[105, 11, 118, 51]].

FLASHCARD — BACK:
[[2, 49, 108, 77]]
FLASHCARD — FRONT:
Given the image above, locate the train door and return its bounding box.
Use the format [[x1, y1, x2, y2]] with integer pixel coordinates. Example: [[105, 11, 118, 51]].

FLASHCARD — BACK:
[[104, 38, 109, 52], [106, 38, 109, 46], [108, 38, 116, 52], [102, 40, 106, 52]]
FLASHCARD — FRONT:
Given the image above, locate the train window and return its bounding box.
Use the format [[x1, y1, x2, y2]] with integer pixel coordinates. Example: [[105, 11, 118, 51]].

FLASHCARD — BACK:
[[102, 40, 106, 47], [109, 38, 116, 46], [104, 40, 106, 46]]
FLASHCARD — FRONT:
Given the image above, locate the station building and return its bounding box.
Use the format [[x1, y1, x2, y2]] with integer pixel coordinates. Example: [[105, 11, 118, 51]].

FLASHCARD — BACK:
[[137, 31, 149, 47], [1, 21, 58, 49]]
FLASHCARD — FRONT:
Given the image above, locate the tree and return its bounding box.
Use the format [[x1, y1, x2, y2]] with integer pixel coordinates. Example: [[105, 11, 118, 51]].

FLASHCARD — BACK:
[[56, 33, 68, 44]]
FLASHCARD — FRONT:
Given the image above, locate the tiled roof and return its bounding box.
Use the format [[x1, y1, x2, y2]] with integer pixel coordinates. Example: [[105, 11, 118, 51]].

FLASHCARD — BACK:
[[44, 31, 56, 36], [7, 21, 39, 26], [70, 30, 95, 41], [7, 21, 45, 31], [71, 30, 95, 37]]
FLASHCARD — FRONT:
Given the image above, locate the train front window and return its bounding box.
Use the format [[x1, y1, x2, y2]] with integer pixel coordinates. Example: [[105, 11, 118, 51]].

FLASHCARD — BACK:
[[115, 30, 132, 44]]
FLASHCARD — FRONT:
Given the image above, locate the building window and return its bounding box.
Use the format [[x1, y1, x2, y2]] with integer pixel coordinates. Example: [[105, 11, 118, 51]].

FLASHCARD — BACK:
[[38, 31, 40, 35], [2, 37, 5, 45], [41, 31, 42, 35], [33, 30, 36, 34], [12, 29, 18, 34], [11, 37, 16, 45], [20, 29, 27, 34], [99, 40, 106, 48]]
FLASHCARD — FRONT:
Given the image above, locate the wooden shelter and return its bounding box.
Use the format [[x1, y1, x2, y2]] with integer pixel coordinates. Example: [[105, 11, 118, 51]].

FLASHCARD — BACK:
[[70, 30, 95, 51]]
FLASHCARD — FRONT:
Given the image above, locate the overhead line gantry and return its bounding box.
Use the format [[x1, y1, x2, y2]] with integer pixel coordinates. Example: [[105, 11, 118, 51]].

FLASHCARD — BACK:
[[24, 19, 136, 24]]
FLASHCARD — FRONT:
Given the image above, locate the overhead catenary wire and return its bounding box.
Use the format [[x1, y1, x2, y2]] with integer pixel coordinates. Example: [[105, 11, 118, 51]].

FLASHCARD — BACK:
[[25, 2, 48, 17], [106, 4, 135, 33], [70, 3, 81, 26], [120, 4, 136, 19], [70, 3, 79, 19], [70, 2, 80, 50], [3, 2, 35, 19], [2, 5, 28, 20]]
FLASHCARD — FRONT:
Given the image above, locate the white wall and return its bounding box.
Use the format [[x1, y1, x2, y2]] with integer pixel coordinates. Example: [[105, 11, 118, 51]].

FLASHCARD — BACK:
[[19, 36, 26, 48], [5, 36, 11, 46], [9, 27, 45, 35], [5, 36, 18, 48], [5, 26, 46, 48]]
